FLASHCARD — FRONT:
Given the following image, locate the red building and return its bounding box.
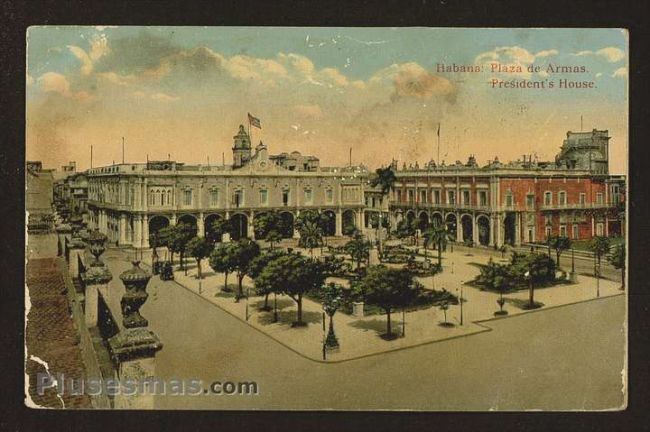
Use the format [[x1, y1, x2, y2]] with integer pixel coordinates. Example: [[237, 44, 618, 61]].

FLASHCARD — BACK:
[[386, 130, 624, 247]]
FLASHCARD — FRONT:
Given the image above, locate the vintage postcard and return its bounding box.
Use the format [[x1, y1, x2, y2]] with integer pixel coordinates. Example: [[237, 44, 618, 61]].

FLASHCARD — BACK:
[[25, 26, 627, 410]]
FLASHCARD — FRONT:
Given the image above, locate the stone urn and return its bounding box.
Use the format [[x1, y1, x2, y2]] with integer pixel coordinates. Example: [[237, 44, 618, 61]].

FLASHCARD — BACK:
[[119, 261, 152, 329], [87, 229, 108, 267]]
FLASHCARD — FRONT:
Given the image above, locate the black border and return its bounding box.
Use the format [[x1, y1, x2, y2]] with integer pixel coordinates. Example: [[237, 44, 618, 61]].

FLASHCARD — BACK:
[[2, 1, 649, 431]]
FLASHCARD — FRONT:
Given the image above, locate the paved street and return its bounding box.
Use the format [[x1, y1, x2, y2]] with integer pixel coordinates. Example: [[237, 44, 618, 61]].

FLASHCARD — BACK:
[[138, 268, 626, 410]]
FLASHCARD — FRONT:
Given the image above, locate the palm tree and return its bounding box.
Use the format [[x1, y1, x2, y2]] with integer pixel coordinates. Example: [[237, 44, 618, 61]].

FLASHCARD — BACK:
[[588, 236, 611, 278], [429, 223, 452, 267], [298, 219, 323, 257], [370, 165, 396, 252]]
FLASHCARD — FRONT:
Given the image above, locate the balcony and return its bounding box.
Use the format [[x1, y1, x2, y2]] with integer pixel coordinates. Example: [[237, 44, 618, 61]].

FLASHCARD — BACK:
[[539, 202, 610, 210]]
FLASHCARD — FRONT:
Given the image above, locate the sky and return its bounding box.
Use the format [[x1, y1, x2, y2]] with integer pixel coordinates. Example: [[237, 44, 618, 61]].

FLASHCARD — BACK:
[[26, 27, 628, 174]]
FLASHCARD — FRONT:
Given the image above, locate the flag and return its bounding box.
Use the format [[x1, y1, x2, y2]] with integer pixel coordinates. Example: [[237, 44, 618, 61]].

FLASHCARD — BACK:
[[248, 113, 261, 129], [437, 123, 440, 137]]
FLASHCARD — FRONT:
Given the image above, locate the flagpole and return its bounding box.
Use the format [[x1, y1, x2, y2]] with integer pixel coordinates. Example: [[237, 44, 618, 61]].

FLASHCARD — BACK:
[[437, 123, 441, 166], [248, 113, 252, 146]]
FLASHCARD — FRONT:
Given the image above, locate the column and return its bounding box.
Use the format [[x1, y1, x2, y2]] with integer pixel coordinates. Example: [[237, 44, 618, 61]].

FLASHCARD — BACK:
[[489, 215, 495, 246], [119, 214, 127, 246], [472, 215, 479, 245], [170, 213, 177, 226], [67, 242, 86, 278], [356, 210, 363, 233], [81, 268, 112, 328], [109, 261, 162, 409], [605, 218, 609, 236], [335, 208, 343, 236], [134, 216, 142, 248], [247, 211, 255, 239], [456, 213, 463, 242], [514, 213, 521, 246], [197, 212, 205, 237], [141, 216, 150, 249]]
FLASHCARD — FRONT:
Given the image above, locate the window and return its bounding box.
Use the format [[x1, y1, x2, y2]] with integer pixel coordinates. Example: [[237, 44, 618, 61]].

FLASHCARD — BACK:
[[558, 191, 566, 206], [447, 190, 456, 205], [545, 227, 552, 238], [526, 194, 535, 209], [304, 189, 313, 204], [408, 190, 414, 203], [462, 190, 470, 205], [545, 215, 552, 226], [579, 193, 586, 205], [479, 191, 487, 207], [544, 191, 552, 206], [419, 190, 427, 203], [183, 189, 192, 206], [282, 189, 290, 206], [596, 222, 604, 236], [396, 190, 402, 202], [233, 190, 243, 207], [433, 190, 441, 204], [259, 189, 268, 206], [572, 224, 579, 239], [505, 193, 513, 207], [560, 225, 567, 237], [596, 192, 604, 205], [326, 189, 333, 203], [210, 189, 219, 207]]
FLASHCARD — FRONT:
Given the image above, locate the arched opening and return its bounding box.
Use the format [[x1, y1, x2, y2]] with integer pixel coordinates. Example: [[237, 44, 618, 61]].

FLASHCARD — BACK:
[[342, 210, 356, 236], [177, 214, 198, 241], [148, 215, 170, 246], [204, 213, 225, 244], [477, 215, 490, 246], [461, 214, 473, 243], [230, 213, 248, 240], [445, 213, 457, 238], [418, 211, 429, 231], [322, 210, 336, 236], [279, 212, 294, 238], [431, 212, 443, 228], [405, 210, 416, 224], [504, 212, 516, 246]]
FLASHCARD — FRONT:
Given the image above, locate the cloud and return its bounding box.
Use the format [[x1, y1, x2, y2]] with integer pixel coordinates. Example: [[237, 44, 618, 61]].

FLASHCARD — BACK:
[[151, 92, 179, 102], [574, 47, 625, 63], [369, 62, 455, 101], [37, 72, 71, 95], [67, 34, 110, 75], [612, 67, 627, 78], [534, 49, 559, 58]]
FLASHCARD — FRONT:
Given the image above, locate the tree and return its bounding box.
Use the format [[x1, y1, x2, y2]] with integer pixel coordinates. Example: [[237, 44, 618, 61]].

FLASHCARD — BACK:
[[296, 211, 324, 257], [370, 165, 397, 195], [253, 212, 285, 249], [229, 239, 261, 301], [207, 218, 231, 245], [321, 282, 343, 348], [249, 249, 287, 310], [589, 236, 611, 277], [523, 253, 556, 308], [175, 223, 197, 270], [255, 254, 326, 326], [547, 235, 571, 267], [608, 242, 625, 290], [358, 266, 420, 339], [345, 232, 371, 270], [425, 222, 452, 267], [186, 236, 211, 279], [396, 218, 417, 244], [158, 225, 178, 265], [209, 243, 236, 292]]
